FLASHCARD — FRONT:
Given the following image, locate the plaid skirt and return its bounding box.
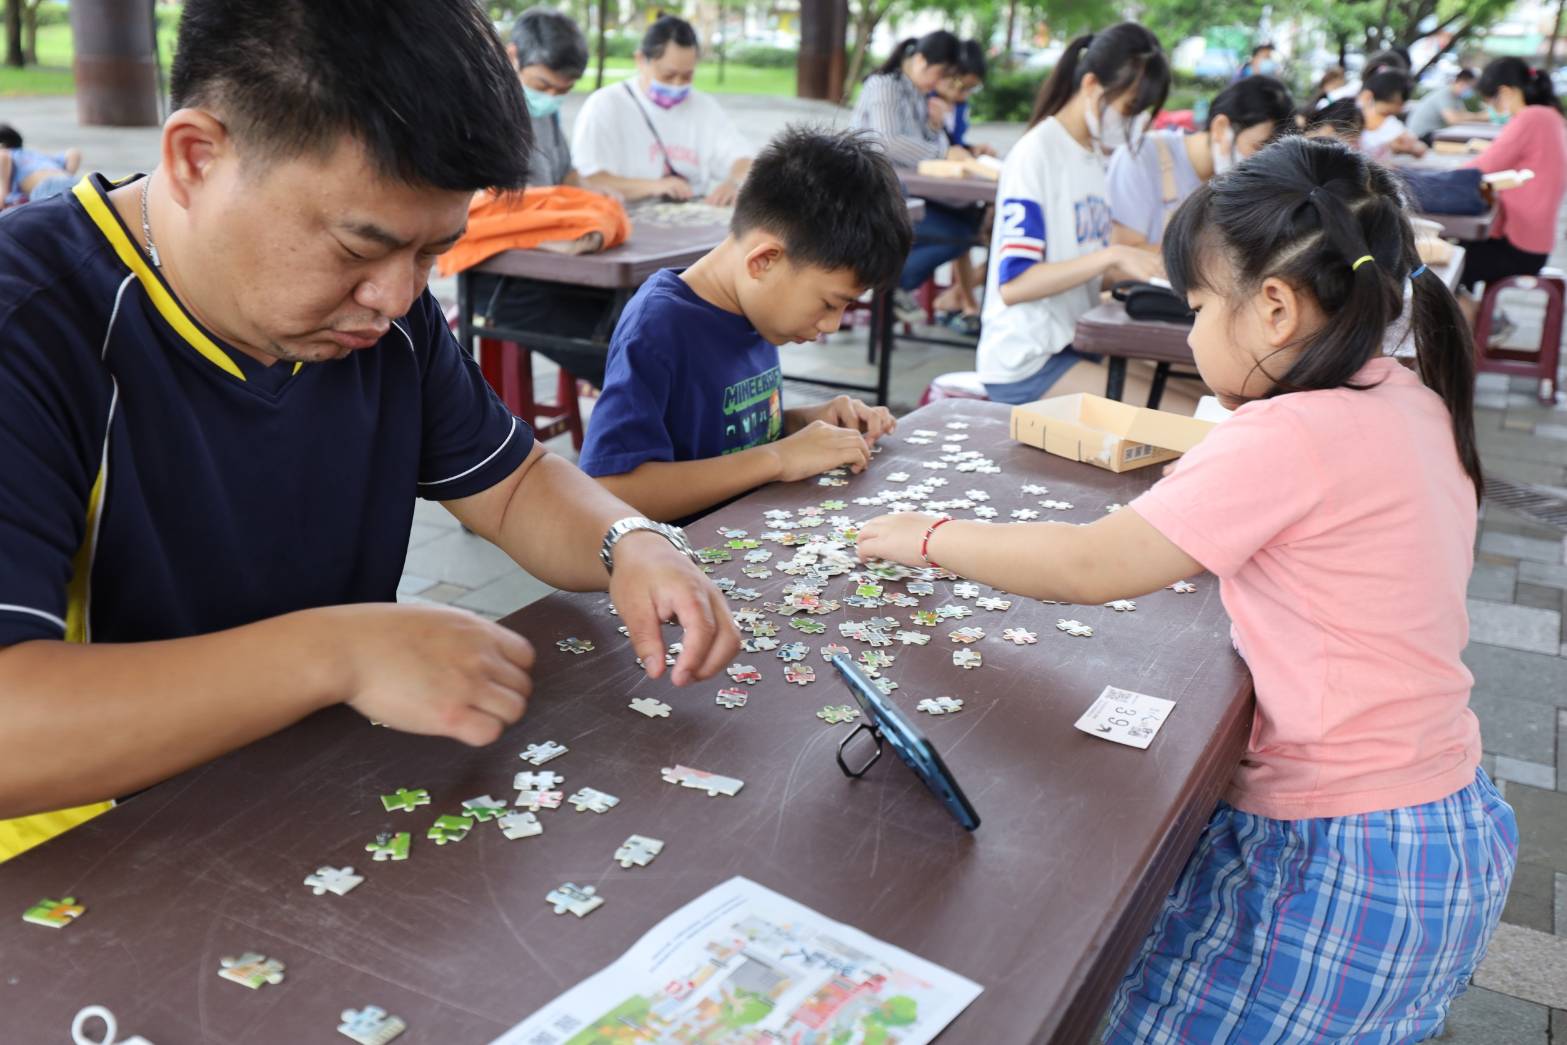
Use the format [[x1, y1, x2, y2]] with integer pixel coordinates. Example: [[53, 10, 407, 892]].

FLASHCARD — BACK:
[[1104, 768, 1517, 1044]]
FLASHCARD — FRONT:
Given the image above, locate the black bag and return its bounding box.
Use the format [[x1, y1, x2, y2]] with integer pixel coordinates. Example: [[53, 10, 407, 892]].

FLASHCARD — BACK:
[[1395, 168, 1487, 216], [1111, 280, 1194, 325]]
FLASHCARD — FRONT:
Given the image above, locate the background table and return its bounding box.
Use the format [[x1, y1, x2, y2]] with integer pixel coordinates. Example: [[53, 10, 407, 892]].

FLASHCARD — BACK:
[[0, 399, 1252, 1044], [457, 202, 925, 407], [1433, 121, 1503, 145], [900, 172, 998, 207], [1073, 247, 1467, 407]]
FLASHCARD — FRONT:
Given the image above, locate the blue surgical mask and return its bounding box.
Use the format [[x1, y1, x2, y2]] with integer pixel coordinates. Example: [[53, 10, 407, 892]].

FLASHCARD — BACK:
[[523, 84, 563, 120], [1458, 87, 1475, 101], [1487, 104, 1509, 125], [1255, 58, 1279, 77], [647, 80, 692, 109]]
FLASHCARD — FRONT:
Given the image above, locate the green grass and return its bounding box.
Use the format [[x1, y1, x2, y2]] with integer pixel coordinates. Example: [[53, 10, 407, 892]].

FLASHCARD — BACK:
[[577, 56, 797, 97], [2, 22, 796, 98], [3, 19, 190, 97]]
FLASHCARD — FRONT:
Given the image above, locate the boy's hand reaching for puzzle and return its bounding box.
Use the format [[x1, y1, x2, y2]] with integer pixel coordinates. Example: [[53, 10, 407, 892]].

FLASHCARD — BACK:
[[813, 395, 897, 444], [772, 420, 872, 481], [339, 603, 535, 746]]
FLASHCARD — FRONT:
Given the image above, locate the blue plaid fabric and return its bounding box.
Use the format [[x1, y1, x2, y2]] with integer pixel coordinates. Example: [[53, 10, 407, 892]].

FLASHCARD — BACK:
[[1104, 769, 1517, 1044]]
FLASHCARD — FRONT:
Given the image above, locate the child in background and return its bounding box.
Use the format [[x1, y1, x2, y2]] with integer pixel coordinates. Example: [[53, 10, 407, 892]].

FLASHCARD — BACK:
[[928, 38, 994, 335], [858, 137, 1515, 1041], [0, 124, 81, 205], [578, 127, 910, 523], [1108, 74, 1295, 248], [1357, 70, 1426, 160], [975, 22, 1170, 405]]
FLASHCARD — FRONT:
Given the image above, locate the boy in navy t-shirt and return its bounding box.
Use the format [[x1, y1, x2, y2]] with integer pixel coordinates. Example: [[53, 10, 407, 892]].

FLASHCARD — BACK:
[[578, 126, 913, 522]]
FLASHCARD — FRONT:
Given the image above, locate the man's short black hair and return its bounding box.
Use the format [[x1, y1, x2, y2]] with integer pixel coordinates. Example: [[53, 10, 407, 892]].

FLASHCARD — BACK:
[[170, 0, 531, 192], [1457, 67, 1477, 83], [641, 15, 699, 60], [0, 123, 21, 150], [732, 126, 912, 292], [512, 6, 589, 80]]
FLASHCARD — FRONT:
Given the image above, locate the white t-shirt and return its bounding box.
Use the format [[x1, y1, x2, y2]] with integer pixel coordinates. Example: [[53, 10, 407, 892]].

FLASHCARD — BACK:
[[571, 79, 753, 197], [977, 117, 1112, 384], [1360, 114, 1408, 161]]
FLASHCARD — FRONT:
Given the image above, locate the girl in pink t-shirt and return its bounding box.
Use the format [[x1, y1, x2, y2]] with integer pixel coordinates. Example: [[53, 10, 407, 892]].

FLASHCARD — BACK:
[[857, 136, 1516, 1041]]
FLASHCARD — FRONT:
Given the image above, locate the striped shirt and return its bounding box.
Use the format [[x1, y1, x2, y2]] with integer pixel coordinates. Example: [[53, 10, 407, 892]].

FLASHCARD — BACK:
[[850, 71, 948, 169]]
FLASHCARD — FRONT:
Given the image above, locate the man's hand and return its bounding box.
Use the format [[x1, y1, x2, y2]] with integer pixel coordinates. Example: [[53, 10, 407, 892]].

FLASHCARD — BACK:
[[811, 394, 897, 444], [971, 142, 999, 158], [609, 531, 740, 686], [339, 603, 535, 746], [772, 420, 872, 481], [657, 175, 694, 201], [928, 95, 953, 130], [857, 512, 942, 567], [705, 179, 740, 207]]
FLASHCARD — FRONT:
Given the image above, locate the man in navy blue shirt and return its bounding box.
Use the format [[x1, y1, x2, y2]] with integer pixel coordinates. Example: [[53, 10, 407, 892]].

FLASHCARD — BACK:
[[578, 127, 911, 522], [0, 0, 738, 858]]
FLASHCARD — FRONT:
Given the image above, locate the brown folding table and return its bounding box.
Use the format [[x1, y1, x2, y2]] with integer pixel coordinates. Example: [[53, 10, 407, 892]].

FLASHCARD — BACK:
[[457, 202, 926, 407], [0, 398, 1252, 1044]]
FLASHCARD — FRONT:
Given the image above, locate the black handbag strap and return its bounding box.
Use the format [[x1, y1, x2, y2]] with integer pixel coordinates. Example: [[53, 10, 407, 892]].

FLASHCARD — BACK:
[[623, 81, 682, 181]]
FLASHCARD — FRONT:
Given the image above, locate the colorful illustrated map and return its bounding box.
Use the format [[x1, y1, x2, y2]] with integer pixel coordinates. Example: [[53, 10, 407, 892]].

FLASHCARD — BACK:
[[492, 877, 981, 1045]]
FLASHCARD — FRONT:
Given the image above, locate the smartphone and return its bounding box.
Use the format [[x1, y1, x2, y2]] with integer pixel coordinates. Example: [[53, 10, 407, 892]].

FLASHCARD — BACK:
[[830, 654, 981, 831]]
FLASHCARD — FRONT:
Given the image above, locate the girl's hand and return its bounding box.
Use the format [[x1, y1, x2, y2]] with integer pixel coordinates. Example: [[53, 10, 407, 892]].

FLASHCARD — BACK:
[[857, 512, 943, 567]]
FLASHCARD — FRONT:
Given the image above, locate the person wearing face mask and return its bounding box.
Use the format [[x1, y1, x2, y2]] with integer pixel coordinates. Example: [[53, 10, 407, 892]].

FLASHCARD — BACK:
[[1406, 68, 1477, 143], [466, 6, 626, 390], [1453, 58, 1567, 310], [571, 15, 753, 205], [976, 22, 1176, 405], [1232, 43, 1279, 82], [1107, 76, 1295, 249], [849, 30, 980, 315]]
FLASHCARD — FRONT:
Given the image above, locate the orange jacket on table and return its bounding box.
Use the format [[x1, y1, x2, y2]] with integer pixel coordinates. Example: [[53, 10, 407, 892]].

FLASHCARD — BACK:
[[437, 185, 631, 276]]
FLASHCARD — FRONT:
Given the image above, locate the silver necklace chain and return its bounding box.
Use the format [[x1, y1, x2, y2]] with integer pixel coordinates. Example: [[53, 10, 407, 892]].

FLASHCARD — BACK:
[[139, 177, 161, 268]]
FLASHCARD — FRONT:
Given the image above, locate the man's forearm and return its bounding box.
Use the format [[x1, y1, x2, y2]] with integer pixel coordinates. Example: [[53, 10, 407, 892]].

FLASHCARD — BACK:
[[591, 448, 782, 524], [0, 611, 342, 818]]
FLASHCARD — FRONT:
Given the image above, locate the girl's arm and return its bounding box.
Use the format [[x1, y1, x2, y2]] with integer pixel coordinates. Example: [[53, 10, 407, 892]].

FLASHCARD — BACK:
[[998, 244, 1163, 306], [856, 509, 1202, 605], [1464, 109, 1535, 175]]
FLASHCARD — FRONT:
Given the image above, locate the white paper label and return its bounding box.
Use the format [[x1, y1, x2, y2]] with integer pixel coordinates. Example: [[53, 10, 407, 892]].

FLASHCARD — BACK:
[[1074, 686, 1175, 749]]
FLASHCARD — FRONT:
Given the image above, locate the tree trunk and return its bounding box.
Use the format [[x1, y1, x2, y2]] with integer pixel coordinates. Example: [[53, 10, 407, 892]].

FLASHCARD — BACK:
[[21, 0, 37, 65], [1549, 0, 1567, 70], [595, 0, 608, 89], [5, 0, 23, 68], [841, 0, 889, 104], [1337, 33, 1349, 69], [1003, 0, 1018, 69]]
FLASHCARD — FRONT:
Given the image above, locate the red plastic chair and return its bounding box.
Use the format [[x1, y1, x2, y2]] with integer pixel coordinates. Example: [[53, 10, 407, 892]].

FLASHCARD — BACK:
[[1472, 272, 1563, 405], [476, 337, 585, 450]]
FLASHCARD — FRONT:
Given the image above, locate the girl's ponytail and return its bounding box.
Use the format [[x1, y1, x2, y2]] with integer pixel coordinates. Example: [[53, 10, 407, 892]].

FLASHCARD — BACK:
[[1029, 32, 1094, 126], [1410, 268, 1484, 501], [874, 38, 919, 78]]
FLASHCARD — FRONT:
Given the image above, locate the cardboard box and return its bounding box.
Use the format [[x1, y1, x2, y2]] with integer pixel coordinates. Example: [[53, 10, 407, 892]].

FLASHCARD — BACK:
[[1009, 394, 1216, 473], [915, 158, 1001, 181]]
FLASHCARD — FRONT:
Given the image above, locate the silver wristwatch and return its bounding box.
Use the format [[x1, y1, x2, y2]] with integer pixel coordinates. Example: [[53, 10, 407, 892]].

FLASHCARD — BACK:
[[599, 517, 703, 574]]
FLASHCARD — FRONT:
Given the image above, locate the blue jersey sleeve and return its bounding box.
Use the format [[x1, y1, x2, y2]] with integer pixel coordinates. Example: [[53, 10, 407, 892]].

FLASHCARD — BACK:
[[0, 285, 105, 646], [996, 197, 1046, 286], [410, 293, 535, 501], [577, 304, 676, 477]]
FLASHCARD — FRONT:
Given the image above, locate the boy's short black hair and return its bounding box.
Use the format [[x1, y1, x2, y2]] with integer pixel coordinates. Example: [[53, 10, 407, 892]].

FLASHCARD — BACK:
[[641, 15, 699, 60], [1363, 70, 1411, 104], [731, 126, 912, 292], [0, 123, 21, 150], [1456, 67, 1477, 83], [170, 0, 531, 192]]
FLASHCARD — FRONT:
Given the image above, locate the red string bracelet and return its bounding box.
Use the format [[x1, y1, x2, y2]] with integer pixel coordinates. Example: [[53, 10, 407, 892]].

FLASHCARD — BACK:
[[921, 516, 953, 569]]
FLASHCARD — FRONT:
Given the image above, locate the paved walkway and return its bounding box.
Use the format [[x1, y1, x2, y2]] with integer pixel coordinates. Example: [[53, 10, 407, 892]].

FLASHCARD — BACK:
[[7, 90, 1566, 1041]]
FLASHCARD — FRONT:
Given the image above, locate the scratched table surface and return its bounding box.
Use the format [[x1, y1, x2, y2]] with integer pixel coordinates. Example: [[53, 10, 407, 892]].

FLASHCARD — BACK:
[[0, 399, 1252, 1044]]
